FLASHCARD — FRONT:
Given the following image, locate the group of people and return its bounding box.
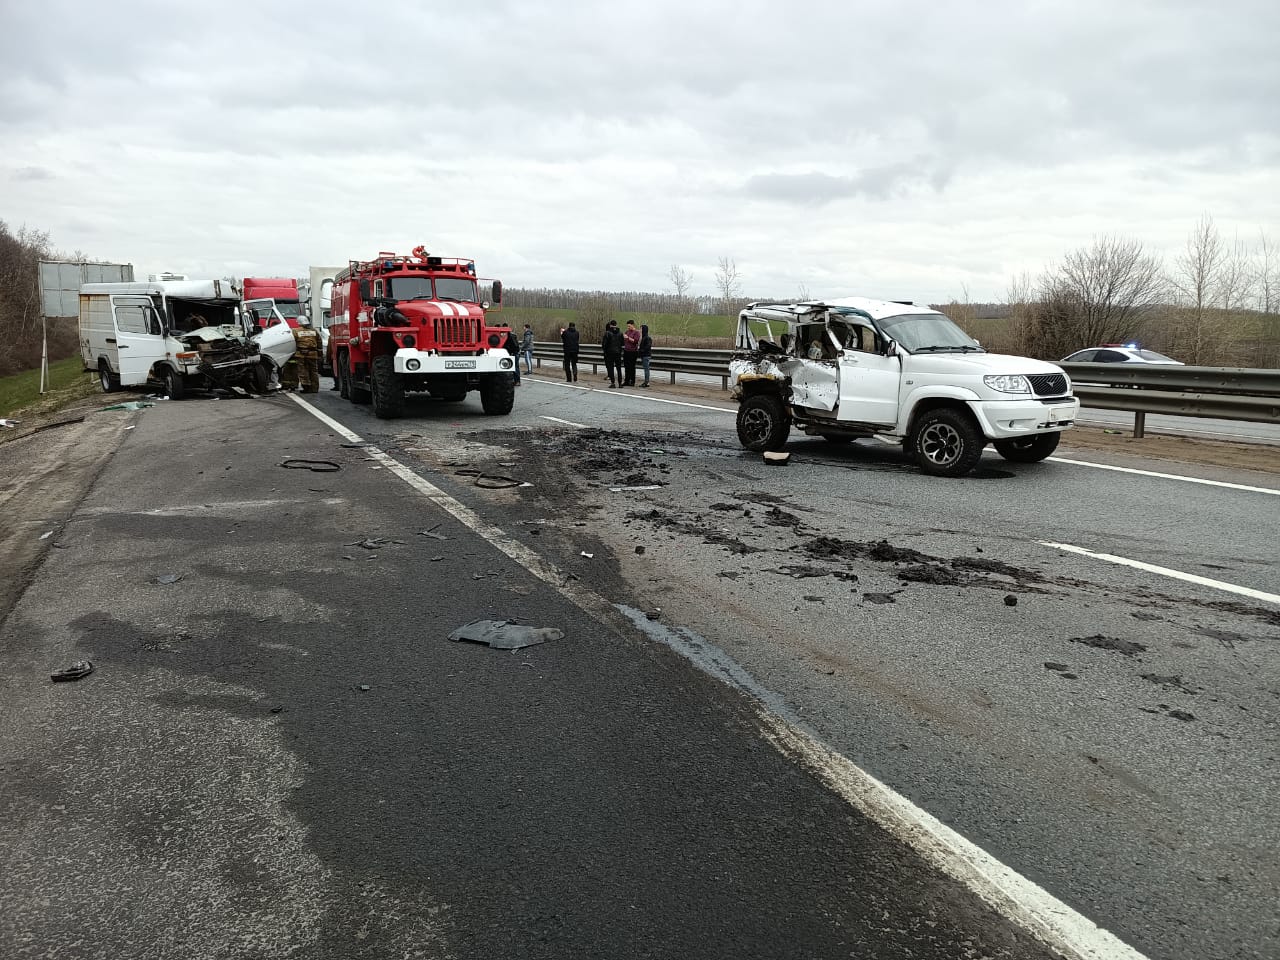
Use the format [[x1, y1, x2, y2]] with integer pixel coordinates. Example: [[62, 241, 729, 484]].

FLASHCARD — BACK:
[[599, 319, 652, 387], [505, 319, 654, 388]]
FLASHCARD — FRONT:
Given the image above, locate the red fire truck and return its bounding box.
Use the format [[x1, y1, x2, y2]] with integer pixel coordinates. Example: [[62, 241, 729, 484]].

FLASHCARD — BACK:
[[328, 248, 515, 418]]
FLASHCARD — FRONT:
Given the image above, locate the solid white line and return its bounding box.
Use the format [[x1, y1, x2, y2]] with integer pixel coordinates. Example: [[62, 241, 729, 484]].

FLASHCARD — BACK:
[[539, 415, 587, 429], [288, 392, 1147, 960], [1047, 457, 1280, 495], [1039, 541, 1280, 605], [524, 375, 737, 414]]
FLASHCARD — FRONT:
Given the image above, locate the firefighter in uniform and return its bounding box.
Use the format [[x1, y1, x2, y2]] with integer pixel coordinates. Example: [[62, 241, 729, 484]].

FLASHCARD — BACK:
[[282, 318, 322, 393]]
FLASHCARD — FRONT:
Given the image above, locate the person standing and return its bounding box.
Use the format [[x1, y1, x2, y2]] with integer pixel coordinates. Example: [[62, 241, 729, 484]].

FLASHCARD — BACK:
[[503, 328, 521, 385], [621, 320, 641, 386], [521, 324, 535, 375], [291, 317, 323, 393], [638, 323, 653, 388], [601, 320, 624, 388], [561, 322, 580, 382]]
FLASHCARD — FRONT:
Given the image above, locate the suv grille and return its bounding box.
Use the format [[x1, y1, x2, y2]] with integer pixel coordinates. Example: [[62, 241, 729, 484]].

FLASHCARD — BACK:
[[434, 316, 483, 347], [1028, 373, 1068, 396]]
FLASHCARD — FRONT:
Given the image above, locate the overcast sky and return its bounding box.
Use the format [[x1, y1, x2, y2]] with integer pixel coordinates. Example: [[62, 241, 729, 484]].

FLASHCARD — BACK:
[[2, 0, 1277, 302]]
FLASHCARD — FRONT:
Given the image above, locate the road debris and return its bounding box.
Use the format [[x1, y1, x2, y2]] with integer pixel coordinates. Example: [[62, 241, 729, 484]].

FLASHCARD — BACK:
[[154, 573, 183, 585], [635, 546, 645, 555], [0, 418, 18, 428], [448, 619, 564, 651], [51, 660, 93, 682], [101, 401, 155, 411], [455, 468, 525, 489], [281, 459, 341, 472], [419, 525, 452, 541], [763, 450, 791, 466], [609, 485, 664, 492], [1070, 635, 1147, 657], [1004, 594, 1018, 606], [351, 538, 391, 550]]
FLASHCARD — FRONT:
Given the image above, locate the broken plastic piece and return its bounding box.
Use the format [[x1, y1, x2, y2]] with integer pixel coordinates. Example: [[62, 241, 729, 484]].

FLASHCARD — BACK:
[[580, 551, 594, 559], [0, 418, 19, 428], [154, 573, 183, 585], [763, 450, 791, 465], [100, 401, 155, 411], [281, 459, 341, 472], [51, 660, 93, 682], [448, 619, 564, 651], [609, 485, 663, 492]]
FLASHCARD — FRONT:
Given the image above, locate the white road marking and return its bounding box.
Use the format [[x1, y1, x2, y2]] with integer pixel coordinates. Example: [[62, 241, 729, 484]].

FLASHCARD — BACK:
[[1047, 457, 1280, 495], [288, 393, 1147, 960], [538, 415, 587, 429], [1039, 541, 1280, 605]]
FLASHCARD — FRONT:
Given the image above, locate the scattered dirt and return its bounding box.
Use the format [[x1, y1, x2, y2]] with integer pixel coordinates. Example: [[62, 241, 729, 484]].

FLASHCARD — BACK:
[[1070, 635, 1148, 657], [797, 535, 1049, 593], [862, 592, 898, 604], [1141, 674, 1200, 695]]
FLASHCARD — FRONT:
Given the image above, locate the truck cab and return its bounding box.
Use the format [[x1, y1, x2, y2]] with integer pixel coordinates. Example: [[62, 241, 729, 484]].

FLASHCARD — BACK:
[[329, 248, 515, 419], [730, 297, 1080, 477]]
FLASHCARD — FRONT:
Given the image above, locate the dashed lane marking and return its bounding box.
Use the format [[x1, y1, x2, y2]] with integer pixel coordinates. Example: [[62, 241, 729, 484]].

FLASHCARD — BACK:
[[1039, 541, 1280, 605], [538, 415, 588, 429], [289, 393, 1148, 960]]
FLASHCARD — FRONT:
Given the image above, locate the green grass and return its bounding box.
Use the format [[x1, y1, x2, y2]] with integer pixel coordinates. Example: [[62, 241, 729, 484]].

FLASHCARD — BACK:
[[0, 356, 97, 419], [494, 306, 738, 341]]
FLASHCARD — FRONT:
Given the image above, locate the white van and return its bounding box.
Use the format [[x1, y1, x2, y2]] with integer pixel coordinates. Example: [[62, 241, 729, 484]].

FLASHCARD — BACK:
[[80, 279, 272, 397]]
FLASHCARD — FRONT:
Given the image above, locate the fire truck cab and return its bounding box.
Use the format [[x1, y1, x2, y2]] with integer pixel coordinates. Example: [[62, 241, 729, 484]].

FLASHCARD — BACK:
[[329, 248, 515, 418]]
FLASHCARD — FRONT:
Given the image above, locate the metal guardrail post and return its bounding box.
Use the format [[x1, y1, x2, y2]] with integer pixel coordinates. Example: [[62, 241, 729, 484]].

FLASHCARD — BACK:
[[1133, 412, 1145, 439]]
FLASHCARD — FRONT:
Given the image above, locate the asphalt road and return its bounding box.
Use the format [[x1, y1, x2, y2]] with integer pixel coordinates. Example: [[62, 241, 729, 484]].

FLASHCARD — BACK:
[[2, 377, 1277, 959]]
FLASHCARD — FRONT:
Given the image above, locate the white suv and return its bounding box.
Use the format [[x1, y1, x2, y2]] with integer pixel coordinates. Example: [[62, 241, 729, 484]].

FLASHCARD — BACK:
[[729, 298, 1080, 477]]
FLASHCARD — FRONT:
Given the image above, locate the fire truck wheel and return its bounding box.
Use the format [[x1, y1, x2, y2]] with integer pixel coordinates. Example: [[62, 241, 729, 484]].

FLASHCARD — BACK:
[[479, 373, 515, 415], [371, 355, 405, 419]]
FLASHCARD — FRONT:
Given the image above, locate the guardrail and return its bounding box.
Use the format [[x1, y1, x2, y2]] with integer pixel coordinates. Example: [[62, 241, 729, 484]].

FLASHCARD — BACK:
[[531, 343, 1280, 437]]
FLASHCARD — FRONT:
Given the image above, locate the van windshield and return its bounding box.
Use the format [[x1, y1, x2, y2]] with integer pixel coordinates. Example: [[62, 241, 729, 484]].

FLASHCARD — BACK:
[[878, 312, 984, 354]]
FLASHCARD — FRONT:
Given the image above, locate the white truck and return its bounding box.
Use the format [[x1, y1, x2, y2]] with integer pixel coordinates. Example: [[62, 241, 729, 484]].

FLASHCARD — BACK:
[[80, 279, 295, 397], [730, 298, 1080, 477]]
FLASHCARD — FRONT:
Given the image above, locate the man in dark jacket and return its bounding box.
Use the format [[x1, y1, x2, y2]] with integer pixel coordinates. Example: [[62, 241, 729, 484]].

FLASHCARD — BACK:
[[601, 320, 624, 388], [638, 323, 653, 387], [502, 328, 521, 385], [561, 322, 580, 382]]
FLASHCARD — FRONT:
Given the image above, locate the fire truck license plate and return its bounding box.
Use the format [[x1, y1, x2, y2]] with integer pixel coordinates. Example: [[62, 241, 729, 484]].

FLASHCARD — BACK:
[[444, 360, 476, 369]]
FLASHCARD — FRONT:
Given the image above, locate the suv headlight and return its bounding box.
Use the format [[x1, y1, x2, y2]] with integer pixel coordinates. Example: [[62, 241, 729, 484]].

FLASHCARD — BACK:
[[983, 374, 1031, 394]]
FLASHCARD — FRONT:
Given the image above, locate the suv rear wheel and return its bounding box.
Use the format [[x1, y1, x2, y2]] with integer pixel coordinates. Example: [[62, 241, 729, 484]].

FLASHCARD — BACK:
[[910, 408, 983, 477], [993, 432, 1060, 463], [736, 393, 790, 452]]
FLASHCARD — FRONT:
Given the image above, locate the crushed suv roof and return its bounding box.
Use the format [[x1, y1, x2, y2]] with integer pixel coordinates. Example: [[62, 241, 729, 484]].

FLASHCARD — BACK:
[[746, 297, 936, 321]]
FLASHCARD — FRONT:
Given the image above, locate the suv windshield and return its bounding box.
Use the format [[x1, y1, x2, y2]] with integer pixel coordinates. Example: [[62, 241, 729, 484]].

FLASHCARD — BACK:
[[274, 300, 303, 319], [878, 312, 983, 353]]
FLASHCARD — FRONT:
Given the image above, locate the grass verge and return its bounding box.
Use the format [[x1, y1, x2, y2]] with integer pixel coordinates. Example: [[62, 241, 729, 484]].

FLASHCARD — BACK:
[[0, 357, 100, 421]]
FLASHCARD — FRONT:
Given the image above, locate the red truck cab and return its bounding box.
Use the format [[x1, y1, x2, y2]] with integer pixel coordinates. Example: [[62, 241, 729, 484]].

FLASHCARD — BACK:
[[328, 248, 514, 419], [242, 277, 303, 330]]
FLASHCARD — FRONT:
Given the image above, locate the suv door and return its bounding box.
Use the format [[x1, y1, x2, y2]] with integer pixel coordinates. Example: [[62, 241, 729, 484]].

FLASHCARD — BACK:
[[835, 324, 900, 425], [112, 295, 166, 385]]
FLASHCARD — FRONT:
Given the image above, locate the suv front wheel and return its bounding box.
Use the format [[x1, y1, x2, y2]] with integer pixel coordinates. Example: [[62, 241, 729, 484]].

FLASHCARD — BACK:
[[910, 408, 984, 477], [736, 393, 791, 452]]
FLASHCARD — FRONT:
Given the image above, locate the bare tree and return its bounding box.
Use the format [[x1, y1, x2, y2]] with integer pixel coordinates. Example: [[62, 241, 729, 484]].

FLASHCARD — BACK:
[[714, 256, 741, 315], [1170, 215, 1226, 364], [796, 282, 812, 302], [0, 221, 56, 375], [668, 264, 692, 302], [1255, 229, 1277, 314]]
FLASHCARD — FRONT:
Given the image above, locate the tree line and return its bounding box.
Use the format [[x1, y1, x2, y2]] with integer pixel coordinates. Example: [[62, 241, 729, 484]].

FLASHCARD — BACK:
[[0, 220, 62, 377]]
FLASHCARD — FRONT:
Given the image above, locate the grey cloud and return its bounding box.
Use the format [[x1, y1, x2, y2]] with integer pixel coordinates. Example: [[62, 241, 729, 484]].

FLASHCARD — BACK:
[[744, 163, 949, 205], [12, 166, 54, 181]]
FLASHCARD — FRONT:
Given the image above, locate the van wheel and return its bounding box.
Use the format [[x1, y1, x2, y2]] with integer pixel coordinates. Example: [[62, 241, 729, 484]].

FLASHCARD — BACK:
[[994, 432, 1061, 463], [98, 360, 120, 393], [736, 394, 790, 451], [370, 355, 404, 418], [164, 367, 186, 400], [910, 408, 983, 477], [248, 360, 269, 394]]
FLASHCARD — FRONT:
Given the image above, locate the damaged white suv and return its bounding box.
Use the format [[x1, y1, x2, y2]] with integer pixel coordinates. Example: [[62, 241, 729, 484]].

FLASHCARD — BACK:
[[729, 298, 1079, 477]]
